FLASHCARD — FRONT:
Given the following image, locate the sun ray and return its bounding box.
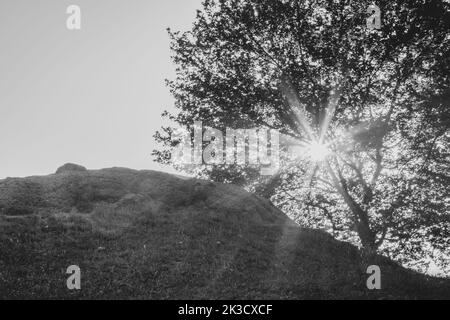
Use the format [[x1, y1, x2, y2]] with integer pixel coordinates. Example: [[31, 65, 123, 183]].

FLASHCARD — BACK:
[[319, 87, 341, 144], [280, 79, 315, 141], [278, 77, 342, 189]]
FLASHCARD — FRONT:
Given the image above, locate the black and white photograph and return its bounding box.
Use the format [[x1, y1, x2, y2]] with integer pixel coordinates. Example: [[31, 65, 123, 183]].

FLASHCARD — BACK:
[[0, 0, 449, 305]]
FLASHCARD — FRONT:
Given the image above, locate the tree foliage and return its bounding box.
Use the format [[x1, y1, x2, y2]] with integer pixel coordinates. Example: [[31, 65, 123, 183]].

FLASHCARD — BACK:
[[154, 0, 450, 276]]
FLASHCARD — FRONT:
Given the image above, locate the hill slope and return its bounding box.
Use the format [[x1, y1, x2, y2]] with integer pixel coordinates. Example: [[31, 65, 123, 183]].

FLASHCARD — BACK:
[[0, 166, 448, 299]]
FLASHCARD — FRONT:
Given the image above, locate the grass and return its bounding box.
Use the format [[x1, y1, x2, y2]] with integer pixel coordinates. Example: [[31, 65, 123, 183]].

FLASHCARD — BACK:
[[0, 168, 449, 299]]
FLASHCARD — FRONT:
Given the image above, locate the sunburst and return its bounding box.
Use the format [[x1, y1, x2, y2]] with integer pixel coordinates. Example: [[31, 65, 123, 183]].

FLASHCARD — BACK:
[[280, 78, 340, 169]]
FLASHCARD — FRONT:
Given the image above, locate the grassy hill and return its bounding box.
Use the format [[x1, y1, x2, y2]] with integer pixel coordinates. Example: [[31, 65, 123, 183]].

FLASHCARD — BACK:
[[0, 165, 448, 299]]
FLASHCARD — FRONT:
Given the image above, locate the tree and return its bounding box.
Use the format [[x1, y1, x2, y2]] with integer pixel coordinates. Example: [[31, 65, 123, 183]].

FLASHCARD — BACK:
[[154, 0, 450, 274]]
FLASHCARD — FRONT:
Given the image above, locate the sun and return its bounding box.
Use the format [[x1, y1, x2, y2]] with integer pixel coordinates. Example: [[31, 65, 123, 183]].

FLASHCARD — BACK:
[[306, 140, 331, 161], [289, 139, 332, 162]]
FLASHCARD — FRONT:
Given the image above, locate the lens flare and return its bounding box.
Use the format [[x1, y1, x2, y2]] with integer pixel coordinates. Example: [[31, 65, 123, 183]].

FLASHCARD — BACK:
[[306, 141, 331, 161]]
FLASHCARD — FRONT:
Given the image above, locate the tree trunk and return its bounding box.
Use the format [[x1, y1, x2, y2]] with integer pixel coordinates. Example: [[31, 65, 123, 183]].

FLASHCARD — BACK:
[[348, 202, 377, 254], [325, 162, 378, 254]]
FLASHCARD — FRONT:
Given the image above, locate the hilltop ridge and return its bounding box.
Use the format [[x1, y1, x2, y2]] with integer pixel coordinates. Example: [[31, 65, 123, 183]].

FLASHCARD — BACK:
[[0, 165, 448, 299]]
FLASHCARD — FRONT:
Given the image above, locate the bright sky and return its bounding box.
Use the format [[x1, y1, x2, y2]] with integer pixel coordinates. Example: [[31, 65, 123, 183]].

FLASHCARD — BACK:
[[0, 0, 202, 178]]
